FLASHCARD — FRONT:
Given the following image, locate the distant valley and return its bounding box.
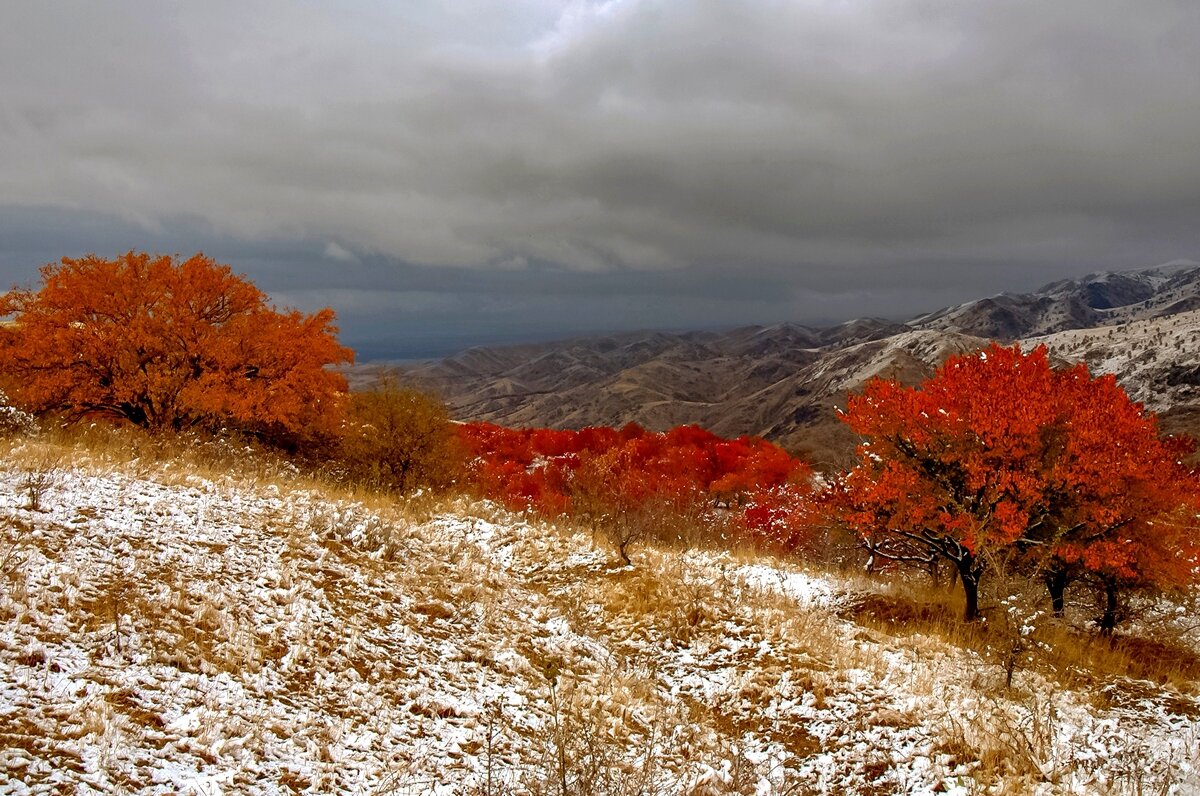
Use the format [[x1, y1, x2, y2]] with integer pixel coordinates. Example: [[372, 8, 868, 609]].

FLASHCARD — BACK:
[[382, 263, 1200, 466]]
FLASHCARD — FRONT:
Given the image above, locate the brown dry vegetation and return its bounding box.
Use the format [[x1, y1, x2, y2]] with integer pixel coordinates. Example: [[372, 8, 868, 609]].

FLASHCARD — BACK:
[[840, 579, 1200, 692], [338, 377, 465, 495]]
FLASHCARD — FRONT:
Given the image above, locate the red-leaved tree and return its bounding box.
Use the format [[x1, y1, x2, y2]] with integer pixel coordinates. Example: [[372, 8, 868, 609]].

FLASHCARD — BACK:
[[1035, 366, 1200, 630], [836, 343, 1198, 624], [0, 252, 353, 443]]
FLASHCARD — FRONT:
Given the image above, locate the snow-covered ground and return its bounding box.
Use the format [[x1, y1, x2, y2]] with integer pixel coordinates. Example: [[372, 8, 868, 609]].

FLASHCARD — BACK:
[[1, 446, 1198, 794]]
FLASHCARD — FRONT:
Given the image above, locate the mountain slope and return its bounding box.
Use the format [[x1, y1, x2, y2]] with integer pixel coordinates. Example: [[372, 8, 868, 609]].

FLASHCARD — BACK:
[[1029, 308, 1200, 438]]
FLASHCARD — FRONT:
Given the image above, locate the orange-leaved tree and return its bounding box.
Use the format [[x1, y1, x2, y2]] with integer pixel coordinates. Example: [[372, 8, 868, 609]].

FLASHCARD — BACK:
[[836, 343, 1198, 624], [0, 252, 353, 443]]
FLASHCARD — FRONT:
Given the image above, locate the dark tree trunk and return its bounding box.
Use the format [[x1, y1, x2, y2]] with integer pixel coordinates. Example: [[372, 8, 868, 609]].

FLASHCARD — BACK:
[[961, 574, 980, 622], [957, 555, 982, 622], [1099, 580, 1120, 635], [1045, 566, 1069, 617]]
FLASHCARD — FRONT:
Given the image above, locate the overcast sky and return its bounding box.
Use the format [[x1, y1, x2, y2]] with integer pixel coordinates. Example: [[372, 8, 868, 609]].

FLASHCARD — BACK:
[[2, 1, 1199, 358]]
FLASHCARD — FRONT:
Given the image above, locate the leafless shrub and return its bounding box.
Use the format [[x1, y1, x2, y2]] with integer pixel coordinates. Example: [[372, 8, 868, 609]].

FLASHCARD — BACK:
[[20, 457, 60, 512], [519, 670, 673, 796]]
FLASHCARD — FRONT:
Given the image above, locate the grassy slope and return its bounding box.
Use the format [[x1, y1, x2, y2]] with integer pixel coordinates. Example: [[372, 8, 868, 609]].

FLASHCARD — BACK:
[[1, 433, 1198, 795]]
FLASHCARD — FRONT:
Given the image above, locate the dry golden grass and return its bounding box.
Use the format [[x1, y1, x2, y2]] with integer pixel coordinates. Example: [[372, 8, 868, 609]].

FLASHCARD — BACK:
[[8, 422, 1198, 692], [0, 423, 469, 692], [0, 423, 459, 522], [839, 575, 1200, 694]]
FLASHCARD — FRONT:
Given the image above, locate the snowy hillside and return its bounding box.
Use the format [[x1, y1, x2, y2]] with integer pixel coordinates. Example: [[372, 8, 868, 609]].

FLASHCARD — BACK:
[[2, 439, 1199, 794], [388, 263, 1200, 463], [1028, 309, 1200, 412]]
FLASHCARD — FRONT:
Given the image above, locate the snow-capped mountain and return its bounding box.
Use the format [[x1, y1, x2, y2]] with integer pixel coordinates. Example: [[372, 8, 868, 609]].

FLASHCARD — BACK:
[[910, 262, 1200, 339]]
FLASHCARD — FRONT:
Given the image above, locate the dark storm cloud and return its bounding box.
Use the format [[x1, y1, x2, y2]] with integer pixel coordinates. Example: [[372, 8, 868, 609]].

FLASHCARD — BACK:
[[2, 1, 1199, 355]]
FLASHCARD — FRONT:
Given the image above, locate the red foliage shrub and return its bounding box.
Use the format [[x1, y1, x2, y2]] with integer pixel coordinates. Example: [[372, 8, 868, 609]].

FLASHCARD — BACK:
[[457, 421, 816, 550]]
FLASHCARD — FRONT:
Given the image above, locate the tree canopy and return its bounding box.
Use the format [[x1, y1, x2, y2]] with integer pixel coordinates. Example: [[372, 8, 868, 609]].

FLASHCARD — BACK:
[[836, 343, 1199, 624], [0, 252, 353, 442]]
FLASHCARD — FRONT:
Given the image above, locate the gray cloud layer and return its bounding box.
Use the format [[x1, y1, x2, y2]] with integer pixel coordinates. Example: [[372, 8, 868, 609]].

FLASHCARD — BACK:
[[2, 1, 1199, 356]]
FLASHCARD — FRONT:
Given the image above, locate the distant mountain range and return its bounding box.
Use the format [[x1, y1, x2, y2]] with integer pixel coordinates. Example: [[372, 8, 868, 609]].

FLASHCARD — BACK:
[[913, 261, 1200, 338], [382, 263, 1200, 467]]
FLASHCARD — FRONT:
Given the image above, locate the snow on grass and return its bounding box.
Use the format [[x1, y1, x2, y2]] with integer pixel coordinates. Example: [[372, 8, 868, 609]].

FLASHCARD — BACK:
[[1, 452, 1199, 794], [729, 562, 841, 610]]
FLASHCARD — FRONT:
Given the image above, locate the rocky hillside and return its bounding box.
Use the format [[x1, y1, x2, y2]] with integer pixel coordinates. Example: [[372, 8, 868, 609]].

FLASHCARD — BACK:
[[395, 263, 1200, 462]]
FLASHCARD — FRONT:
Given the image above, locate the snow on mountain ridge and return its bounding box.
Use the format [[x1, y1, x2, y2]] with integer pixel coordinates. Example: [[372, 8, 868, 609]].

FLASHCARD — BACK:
[[912, 263, 1200, 340]]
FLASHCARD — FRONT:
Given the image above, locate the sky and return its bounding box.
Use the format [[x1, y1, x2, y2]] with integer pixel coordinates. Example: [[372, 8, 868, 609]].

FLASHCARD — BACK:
[[2, 1, 1199, 359]]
